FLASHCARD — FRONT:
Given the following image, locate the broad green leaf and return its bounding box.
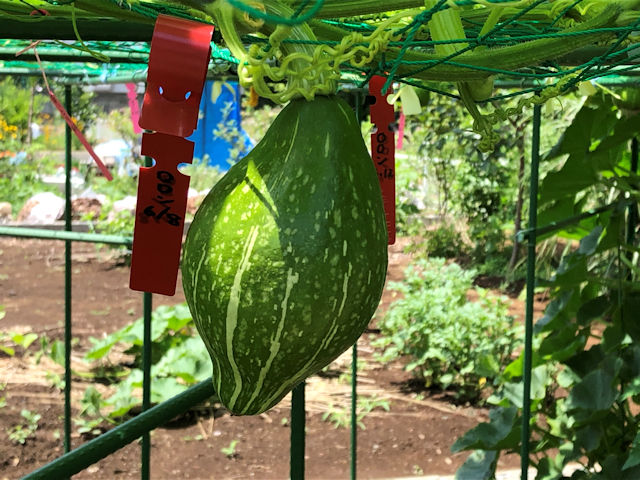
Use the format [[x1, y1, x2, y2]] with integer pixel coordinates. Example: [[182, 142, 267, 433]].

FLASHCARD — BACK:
[[623, 432, 640, 470], [540, 329, 587, 363], [590, 113, 640, 165], [11, 332, 38, 350], [454, 450, 497, 480], [601, 321, 626, 353], [576, 294, 611, 325], [50, 340, 65, 367], [601, 455, 640, 479], [84, 337, 118, 361], [551, 256, 588, 288], [544, 99, 616, 161], [577, 226, 603, 255], [451, 407, 519, 452], [565, 345, 605, 378], [537, 199, 577, 235], [497, 366, 550, 408], [567, 366, 619, 412], [535, 290, 576, 333], [622, 293, 640, 342], [475, 353, 500, 378], [151, 377, 188, 403], [574, 424, 602, 453], [535, 455, 564, 480], [0, 345, 15, 356], [539, 159, 598, 203]]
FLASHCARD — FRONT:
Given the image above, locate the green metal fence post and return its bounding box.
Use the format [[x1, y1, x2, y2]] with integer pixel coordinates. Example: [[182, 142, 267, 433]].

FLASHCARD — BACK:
[[627, 138, 639, 249], [22, 380, 215, 480], [64, 84, 73, 455], [141, 291, 153, 480], [139, 154, 154, 480], [350, 342, 358, 480], [290, 381, 306, 479], [520, 104, 542, 480], [351, 91, 363, 480]]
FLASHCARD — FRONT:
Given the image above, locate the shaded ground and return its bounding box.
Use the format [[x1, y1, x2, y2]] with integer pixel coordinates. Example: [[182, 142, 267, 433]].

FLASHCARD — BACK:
[[0, 237, 544, 479]]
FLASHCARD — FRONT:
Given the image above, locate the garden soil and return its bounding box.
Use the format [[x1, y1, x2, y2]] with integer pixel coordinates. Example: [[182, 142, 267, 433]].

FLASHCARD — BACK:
[[0, 237, 545, 479]]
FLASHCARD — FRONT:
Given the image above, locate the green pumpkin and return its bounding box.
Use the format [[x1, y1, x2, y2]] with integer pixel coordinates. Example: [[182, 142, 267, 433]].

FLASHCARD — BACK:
[[182, 95, 388, 415]]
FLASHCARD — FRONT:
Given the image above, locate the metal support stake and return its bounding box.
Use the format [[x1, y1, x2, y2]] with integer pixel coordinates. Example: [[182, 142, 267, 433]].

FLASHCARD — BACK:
[[290, 381, 306, 479], [23, 380, 215, 480], [351, 91, 363, 480], [141, 291, 153, 480], [627, 138, 639, 250], [520, 104, 541, 480], [350, 343, 358, 480], [63, 85, 73, 455]]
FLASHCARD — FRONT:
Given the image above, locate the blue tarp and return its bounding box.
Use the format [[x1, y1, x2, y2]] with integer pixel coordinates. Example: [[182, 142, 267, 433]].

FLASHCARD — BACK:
[[188, 80, 252, 171]]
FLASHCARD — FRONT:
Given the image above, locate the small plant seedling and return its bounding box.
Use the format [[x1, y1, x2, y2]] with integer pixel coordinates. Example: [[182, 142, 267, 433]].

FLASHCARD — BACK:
[[46, 372, 65, 391], [322, 403, 351, 429], [221, 439, 239, 458], [7, 409, 41, 445], [322, 395, 391, 430], [0, 382, 6, 409]]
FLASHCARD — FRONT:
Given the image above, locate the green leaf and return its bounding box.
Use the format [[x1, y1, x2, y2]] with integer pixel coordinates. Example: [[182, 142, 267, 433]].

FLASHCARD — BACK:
[[596, 208, 624, 253], [84, 339, 116, 361], [535, 455, 564, 480], [576, 294, 611, 325], [574, 424, 603, 453], [567, 364, 619, 412], [566, 346, 604, 380], [475, 353, 500, 378], [622, 293, 640, 342], [577, 226, 603, 255], [544, 100, 615, 161], [454, 450, 497, 480], [535, 290, 577, 333], [539, 161, 598, 203], [451, 407, 519, 452], [590, 113, 640, 163], [0, 345, 15, 356], [50, 340, 65, 367], [539, 324, 586, 363], [151, 378, 188, 403], [621, 378, 640, 401], [552, 256, 588, 288], [496, 366, 550, 408], [11, 332, 38, 350], [623, 432, 640, 470]]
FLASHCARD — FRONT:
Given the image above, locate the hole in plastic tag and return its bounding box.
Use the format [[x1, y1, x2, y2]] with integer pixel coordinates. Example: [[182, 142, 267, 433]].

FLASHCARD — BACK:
[[129, 132, 194, 296], [139, 15, 214, 137], [369, 75, 396, 245]]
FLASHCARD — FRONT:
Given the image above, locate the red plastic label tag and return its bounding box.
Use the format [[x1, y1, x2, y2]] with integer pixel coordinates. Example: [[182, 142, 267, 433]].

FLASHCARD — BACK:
[[129, 133, 193, 296], [139, 15, 213, 138], [129, 15, 213, 295], [369, 76, 396, 245]]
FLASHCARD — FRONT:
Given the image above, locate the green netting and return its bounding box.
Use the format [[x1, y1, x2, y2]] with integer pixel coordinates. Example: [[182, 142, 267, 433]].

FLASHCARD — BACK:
[[2, 1, 640, 91], [2, 2, 639, 104]]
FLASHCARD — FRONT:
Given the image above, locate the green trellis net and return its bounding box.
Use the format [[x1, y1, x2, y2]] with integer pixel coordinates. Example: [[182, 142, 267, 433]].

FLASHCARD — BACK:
[[3, 0, 640, 147]]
